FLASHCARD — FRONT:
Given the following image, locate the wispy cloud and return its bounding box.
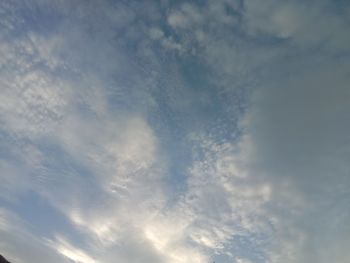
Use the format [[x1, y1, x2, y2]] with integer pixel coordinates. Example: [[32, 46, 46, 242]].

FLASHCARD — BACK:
[[49, 236, 99, 263]]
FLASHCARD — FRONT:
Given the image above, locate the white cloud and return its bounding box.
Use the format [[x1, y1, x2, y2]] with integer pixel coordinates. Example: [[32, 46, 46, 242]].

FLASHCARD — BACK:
[[28, 32, 67, 70], [121, 135, 276, 262], [178, 137, 273, 257], [168, 4, 203, 29], [237, 258, 253, 263], [57, 114, 163, 195], [49, 236, 99, 263], [244, 0, 350, 52], [0, 36, 72, 137], [149, 27, 164, 40]]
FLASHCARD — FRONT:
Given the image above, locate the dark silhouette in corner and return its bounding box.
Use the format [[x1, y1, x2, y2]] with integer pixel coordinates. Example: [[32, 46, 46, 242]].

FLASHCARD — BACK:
[[0, 254, 10, 263]]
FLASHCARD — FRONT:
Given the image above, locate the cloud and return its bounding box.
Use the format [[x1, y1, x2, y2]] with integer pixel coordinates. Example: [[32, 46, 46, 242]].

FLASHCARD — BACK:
[[0, 208, 71, 263], [49, 236, 99, 263], [238, 53, 350, 262], [244, 0, 350, 52], [1, 0, 349, 262], [0, 69, 71, 137], [174, 136, 273, 262]]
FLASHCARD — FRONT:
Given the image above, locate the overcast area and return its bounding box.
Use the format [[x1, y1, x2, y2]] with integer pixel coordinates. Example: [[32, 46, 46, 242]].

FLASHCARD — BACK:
[[0, 0, 350, 262]]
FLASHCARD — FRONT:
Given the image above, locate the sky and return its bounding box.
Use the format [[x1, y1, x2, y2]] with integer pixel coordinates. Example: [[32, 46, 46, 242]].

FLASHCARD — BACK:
[[0, 0, 350, 262]]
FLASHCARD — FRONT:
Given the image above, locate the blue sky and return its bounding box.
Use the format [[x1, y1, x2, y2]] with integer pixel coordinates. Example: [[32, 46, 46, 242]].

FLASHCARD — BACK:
[[0, 0, 350, 262]]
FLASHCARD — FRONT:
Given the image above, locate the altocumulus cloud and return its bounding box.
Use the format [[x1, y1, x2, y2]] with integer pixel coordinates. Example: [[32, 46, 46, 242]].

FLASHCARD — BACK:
[[0, 0, 350, 263]]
